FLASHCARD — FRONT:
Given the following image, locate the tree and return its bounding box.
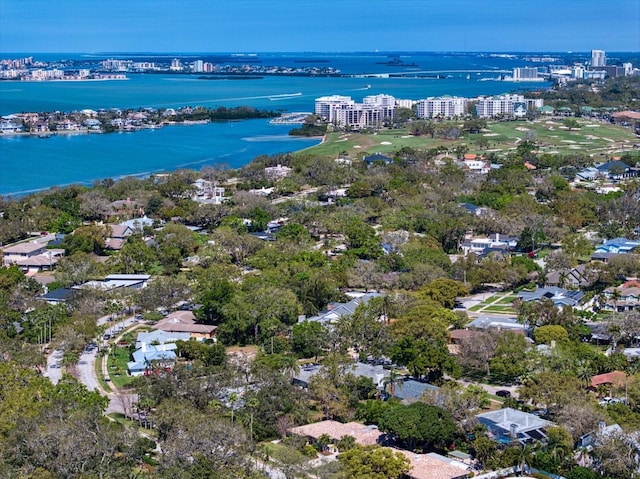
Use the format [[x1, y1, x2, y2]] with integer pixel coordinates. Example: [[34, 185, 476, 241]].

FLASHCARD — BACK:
[[338, 445, 410, 479], [291, 321, 328, 359], [378, 402, 457, 452], [534, 325, 570, 345], [563, 118, 580, 131], [489, 331, 528, 383]]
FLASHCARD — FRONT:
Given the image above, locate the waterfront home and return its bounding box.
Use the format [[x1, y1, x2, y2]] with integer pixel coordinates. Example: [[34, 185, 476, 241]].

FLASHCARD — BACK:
[[191, 179, 225, 205], [264, 164, 292, 179], [459, 232, 517, 256]]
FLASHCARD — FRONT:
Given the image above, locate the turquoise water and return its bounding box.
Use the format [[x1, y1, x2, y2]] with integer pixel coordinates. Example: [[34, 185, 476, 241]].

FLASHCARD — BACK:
[[0, 52, 552, 196], [0, 121, 319, 196]]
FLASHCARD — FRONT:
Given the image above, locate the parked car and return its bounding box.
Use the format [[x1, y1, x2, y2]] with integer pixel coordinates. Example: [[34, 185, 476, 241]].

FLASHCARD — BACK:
[[495, 390, 511, 398]]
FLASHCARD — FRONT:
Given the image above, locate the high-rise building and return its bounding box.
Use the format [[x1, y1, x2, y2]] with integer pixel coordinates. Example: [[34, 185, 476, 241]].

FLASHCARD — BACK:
[[192, 60, 204, 73], [591, 50, 606, 67], [513, 67, 539, 81], [416, 96, 468, 118]]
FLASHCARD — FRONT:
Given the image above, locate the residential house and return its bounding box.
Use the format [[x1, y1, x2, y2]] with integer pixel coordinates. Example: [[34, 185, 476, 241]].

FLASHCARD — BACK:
[[105, 224, 134, 250], [398, 450, 469, 479], [152, 310, 217, 340], [590, 371, 627, 393], [39, 287, 75, 305], [459, 232, 517, 257], [393, 378, 440, 404], [192, 179, 225, 205], [595, 237, 640, 255], [293, 361, 390, 389], [602, 283, 640, 312], [364, 153, 392, 167], [476, 408, 554, 445], [127, 330, 190, 376], [467, 315, 527, 332], [545, 264, 591, 289], [73, 274, 150, 292], [264, 164, 293, 180], [2, 239, 64, 272], [287, 420, 383, 448], [517, 287, 585, 308], [300, 292, 382, 326]]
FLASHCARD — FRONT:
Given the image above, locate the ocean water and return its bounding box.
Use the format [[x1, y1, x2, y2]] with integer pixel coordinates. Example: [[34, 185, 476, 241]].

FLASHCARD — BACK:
[[0, 52, 553, 195]]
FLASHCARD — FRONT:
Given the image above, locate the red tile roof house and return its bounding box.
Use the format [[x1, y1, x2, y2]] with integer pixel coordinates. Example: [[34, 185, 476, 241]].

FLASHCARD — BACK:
[[287, 420, 383, 448], [152, 311, 217, 341], [590, 371, 627, 392]]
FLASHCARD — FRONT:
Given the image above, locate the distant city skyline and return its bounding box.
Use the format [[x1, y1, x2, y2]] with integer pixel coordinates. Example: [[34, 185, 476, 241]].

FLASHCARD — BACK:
[[1, 0, 639, 53]]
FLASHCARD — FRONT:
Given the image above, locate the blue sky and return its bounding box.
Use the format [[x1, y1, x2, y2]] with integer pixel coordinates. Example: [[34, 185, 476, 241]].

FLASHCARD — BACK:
[[1, 0, 639, 53]]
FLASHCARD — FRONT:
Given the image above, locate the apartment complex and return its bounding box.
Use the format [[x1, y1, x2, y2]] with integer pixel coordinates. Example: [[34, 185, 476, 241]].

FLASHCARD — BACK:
[[315, 94, 396, 128], [475, 94, 543, 118], [416, 96, 468, 118]]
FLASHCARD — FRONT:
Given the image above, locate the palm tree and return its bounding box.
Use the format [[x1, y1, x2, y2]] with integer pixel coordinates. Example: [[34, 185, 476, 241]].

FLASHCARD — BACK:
[[247, 397, 260, 442], [576, 362, 593, 388], [382, 367, 403, 399], [228, 392, 238, 424]]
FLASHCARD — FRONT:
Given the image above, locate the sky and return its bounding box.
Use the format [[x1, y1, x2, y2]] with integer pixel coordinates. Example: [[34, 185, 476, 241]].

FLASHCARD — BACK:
[[1, 0, 639, 53]]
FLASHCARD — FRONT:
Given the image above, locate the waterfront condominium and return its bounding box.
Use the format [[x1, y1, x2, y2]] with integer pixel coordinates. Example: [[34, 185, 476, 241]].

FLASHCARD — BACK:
[[416, 96, 468, 118], [475, 94, 543, 118]]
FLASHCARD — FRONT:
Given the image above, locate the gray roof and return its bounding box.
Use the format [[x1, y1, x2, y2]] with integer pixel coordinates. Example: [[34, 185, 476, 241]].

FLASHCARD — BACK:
[[467, 315, 525, 331], [476, 408, 553, 444], [293, 361, 390, 388], [393, 379, 439, 403], [302, 293, 382, 325]]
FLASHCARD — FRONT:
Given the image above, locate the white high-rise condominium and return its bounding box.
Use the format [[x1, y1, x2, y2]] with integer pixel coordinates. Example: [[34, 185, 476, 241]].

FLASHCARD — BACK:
[[591, 50, 606, 67]]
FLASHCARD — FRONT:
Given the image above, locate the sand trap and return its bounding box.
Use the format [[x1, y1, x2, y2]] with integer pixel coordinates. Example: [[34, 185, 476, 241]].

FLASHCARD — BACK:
[[546, 150, 560, 153], [585, 124, 600, 127], [380, 141, 392, 145], [401, 135, 412, 138], [515, 127, 530, 131], [568, 145, 581, 149], [602, 138, 615, 143], [353, 145, 362, 149], [335, 139, 348, 142], [483, 133, 499, 137], [546, 121, 560, 125], [561, 140, 576, 143]]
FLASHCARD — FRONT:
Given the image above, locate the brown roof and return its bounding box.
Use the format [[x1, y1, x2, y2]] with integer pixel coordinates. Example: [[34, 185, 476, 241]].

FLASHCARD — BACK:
[[449, 329, 475, 341], [612, 110, 640, 120], [153, 311, 217, 335], [396, 450, 469, 479], [2, 241, 46, 255], [591, 370, 627, 388], [288, 420, 382, 446]]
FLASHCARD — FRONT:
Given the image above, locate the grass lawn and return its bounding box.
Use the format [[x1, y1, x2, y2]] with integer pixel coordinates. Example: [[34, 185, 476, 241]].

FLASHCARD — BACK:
[[95, 352, 112, 392], [107, 346, 136, 389], [259, 442, 312, 465], [483, 306, 517, 313], [496, 296, 517, 305], [468, 304, 484, 312], [301, 118, 638, 161]]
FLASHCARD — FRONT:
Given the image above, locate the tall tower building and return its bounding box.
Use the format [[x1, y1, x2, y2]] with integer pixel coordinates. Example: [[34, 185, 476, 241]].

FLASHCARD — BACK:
[[591, 50, 606, 67]]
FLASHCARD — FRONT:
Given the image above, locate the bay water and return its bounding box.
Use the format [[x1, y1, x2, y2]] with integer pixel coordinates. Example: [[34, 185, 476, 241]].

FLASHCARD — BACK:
[[0, 52, 550, 196]]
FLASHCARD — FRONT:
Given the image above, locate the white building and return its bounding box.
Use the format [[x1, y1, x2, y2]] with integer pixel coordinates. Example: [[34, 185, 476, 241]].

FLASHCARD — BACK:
[[591, 49, 606, 67], [315, 95, 354, 120], [363, 94, 396, 107], [475, 94, 543, 118], [513, 67, 539, 81], [416, 96, 468, 118], [192, 60, 204, 73]]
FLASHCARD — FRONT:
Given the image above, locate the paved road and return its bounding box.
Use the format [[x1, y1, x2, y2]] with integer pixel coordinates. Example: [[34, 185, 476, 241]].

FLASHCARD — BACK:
[[43, 348, 64, 385]]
